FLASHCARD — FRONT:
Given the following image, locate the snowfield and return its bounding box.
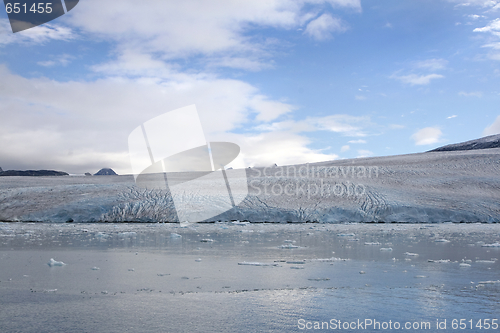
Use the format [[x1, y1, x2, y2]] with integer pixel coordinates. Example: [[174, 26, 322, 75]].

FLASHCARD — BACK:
[[1, 148, 499, 222]]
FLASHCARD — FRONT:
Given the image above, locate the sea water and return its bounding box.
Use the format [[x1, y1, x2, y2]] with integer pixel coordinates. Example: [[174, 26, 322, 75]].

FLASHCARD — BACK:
[[0, 222, 499, 332]]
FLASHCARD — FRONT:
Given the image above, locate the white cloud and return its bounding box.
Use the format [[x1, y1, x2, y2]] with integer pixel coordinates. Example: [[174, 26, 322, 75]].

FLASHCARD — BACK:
[[250, 95, 295, 122], [357, 149, 373, 158], [447, 115, 458, 119], [355, 95, 366, 100], [411, 127, 443, 146], [415, 58, 448, 71], [307, 114, 372, 137], [67, 0, 359, 69], [340, 145, 350, 152], [483, 115, 500, 136], [474, 18, 500, 34], [37, 54, 75, 67], [449, 0, 500, 9], [458, 91, 483, 97], [229, 130, 339, 168], [0, 64, 302, 173], [0, 20, 74, 45], [474, 18, 500, 59], [304, 14, 348, 40], [389, 124, 405, 129], [348, 139, 366, 144], [483, 41, 500, 49], [392, 73, 444, 85]]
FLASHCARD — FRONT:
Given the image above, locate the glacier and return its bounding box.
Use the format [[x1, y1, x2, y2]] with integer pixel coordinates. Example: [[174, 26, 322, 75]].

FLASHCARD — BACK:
[[0, 147, 499, 223]]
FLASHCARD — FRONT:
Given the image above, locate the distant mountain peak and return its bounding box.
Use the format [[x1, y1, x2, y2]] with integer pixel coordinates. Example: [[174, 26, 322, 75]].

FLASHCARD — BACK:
[[94, 168, 117, 176], [429, 134, 500, 152]]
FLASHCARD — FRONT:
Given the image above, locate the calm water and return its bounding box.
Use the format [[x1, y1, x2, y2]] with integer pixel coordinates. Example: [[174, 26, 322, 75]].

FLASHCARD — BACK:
[[1, 222, 499, 332]]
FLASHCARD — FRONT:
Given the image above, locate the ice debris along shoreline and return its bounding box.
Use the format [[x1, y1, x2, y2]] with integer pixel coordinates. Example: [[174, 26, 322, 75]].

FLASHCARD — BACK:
[[1, 146, 500, 223]]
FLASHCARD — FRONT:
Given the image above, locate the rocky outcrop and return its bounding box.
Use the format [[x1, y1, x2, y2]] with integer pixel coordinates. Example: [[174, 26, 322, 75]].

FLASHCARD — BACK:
[[94, 168, 117, 176]]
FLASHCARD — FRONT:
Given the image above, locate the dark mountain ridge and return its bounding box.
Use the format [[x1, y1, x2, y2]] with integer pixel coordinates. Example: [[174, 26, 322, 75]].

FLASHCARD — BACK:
[[429, 134, 500, 152]]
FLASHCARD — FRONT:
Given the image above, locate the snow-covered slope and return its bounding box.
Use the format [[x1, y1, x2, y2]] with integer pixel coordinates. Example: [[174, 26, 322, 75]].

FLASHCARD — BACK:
[[1, 148, 499, 223]]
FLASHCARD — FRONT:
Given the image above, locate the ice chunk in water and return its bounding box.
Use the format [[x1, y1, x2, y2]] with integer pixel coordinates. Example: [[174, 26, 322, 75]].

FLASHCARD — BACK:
[[170, 233, 182, 238], [91, 267, 100, 270], [482, 242, 500, 247], [459, 263, 471, 267], [237, 262, 278, 266], [200, 239, 214, 242], [380, 248, 393, 251], [279, 244, 299, 249], [47, 258, 66, 267], [435, 238, 450, 243], [404, 252, 419, 256]]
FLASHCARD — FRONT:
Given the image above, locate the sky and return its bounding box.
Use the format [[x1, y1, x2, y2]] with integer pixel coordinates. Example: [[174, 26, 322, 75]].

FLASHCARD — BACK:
[[0, 0, 499, 174]]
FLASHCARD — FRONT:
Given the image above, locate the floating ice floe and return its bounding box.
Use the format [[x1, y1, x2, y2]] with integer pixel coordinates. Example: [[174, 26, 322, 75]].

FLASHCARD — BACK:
[[91, 267, 100, 270], [435, 238, 451, 243], [477, 280, 500, 284], [279, 244, 299, 249], [286, 261, 305, 265], [337, 233, 355, 237], [404, 252, 419, 256], [415, 275, 427, 278], [232, 221, 249, 225], [359, 271, 366, 274], [43, 289, 57, 293], [308, 278, 330, 281], [118, 232, 137, 237], [364, 242, 381, 246], [47, 258, 66, 267], [195, 258, 202, 262], [459, 263, 471, 267], [380, 248, 393, 251], [237, 262, 278, 266], [482, 242, 500, 247], [290, 266, 305, 269], [170, 233, 182, 238], [475, 260, 496, 263], [96, 232, 108, 239], [200, 239, 214, 242], [310, 257, 350, 262], [428, 259, 450, 263]]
